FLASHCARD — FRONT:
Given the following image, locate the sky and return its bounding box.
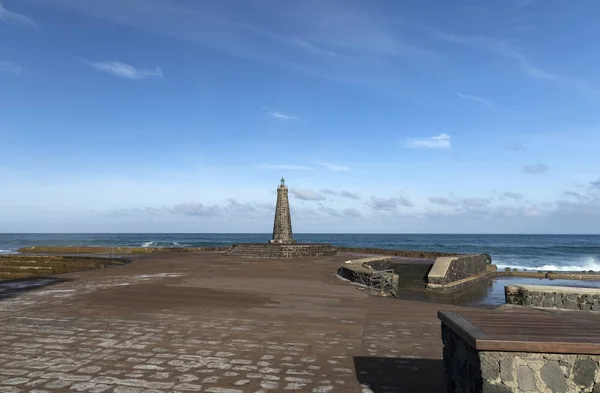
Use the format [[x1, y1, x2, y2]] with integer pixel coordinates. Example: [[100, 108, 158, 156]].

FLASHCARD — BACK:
[[1, 0, 600, 234]]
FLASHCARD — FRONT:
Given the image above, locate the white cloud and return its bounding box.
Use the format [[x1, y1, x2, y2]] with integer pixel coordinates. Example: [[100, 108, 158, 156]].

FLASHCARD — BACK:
[[406, 133, 451, 150], [0, 1, 37, 29], [0, 60, 22, 75], [456, 93, 494, 109], [522, 164, 549, 174], [429, 196, 491, 209], [290, 188, 326, 201], [84, 60, 163, 80], [267, 111, 298, 120], [499, 192, 524, 200], [320, 189, 361, 200], [370, 196, 414, 211], [321, 162, 350, 171], [259, 163, 313, 171]]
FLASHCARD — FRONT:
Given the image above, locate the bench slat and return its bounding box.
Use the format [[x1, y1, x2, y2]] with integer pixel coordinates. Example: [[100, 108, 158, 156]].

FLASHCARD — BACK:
[[438, 310, 600, 354]]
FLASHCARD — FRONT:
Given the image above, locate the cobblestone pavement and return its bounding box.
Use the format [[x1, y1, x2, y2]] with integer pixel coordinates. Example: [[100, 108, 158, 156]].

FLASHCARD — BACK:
[[0, 253, 467, 392]]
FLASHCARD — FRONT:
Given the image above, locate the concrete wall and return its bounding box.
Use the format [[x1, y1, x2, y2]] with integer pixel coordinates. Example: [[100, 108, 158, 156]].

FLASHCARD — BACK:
[[427, 254, 494, 291], [442, 324, 600, 393], [505, 284, 600, 311]]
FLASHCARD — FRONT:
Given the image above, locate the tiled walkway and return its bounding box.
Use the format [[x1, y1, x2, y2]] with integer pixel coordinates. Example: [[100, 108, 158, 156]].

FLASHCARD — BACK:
[[0, 253, 467, 392]]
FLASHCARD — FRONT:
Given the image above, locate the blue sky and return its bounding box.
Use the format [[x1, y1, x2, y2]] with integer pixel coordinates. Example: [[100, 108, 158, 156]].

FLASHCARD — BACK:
[[1, 0, 599, 233]]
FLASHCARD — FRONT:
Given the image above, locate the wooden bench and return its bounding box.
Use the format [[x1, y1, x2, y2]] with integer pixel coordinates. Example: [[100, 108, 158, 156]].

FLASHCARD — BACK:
[[438, 310, 600, 393]]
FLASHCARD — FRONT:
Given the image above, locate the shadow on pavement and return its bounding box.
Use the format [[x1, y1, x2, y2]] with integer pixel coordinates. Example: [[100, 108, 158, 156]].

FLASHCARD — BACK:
[[354, 356, 444, 393], [0, 276, 72, 301]]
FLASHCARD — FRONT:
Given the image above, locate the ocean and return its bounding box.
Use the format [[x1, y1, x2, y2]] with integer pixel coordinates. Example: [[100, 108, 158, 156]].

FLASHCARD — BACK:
[[1, 233, 599, 272]]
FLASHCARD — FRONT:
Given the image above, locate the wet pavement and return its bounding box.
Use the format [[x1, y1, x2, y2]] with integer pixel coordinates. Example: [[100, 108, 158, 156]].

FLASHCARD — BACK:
[[0, 252, 471, 393]]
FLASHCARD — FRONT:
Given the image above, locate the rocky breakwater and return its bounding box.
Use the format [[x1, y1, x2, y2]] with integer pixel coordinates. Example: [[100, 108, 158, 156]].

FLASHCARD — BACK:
[[0, 255, 128, 280], [505, 284, 600, 311]]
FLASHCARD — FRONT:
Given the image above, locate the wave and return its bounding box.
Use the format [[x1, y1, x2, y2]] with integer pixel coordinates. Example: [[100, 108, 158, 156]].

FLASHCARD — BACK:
[[141, 241, 155, 248], [0, 249, 13, 254], [497, 257, 600, 272]]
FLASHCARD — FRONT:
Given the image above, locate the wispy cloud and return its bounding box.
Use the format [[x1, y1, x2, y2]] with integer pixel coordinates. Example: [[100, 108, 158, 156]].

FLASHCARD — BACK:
[[522, 164, 549, 174], [406, 133, 451, 150], [456, 93, 494, 109], [266, 111, 298, 120], [433, 31, 598, 97], [37, 0, 434, 86], [499, 192, 524, 200], [320, 189, 361, 200], [429, 196, 491, 209], [321, 162, 350, 171], [0, 60, 23, 75], [508, 141, 526, 153], [370, 196, 414, 211], [0, 1, 37, 29], [83, 60, 163, 80], [290, 188, 326, 201], [258, 163, 313, 171]]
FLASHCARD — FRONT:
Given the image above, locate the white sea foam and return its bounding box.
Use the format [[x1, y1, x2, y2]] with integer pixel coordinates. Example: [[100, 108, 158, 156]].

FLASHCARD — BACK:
[[141, 241, 155, 248], [0, 249, 13, 254], [497, 256, 600, 272]]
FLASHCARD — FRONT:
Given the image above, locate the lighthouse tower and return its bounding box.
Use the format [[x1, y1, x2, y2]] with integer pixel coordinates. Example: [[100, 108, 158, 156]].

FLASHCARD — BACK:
[[270, 177, 296, 244]]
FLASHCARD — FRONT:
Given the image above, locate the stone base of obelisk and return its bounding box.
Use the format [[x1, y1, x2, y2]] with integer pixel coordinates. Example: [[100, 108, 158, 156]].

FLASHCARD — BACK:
[[224, 243, 337, 259], [268, 239, 297, 244]]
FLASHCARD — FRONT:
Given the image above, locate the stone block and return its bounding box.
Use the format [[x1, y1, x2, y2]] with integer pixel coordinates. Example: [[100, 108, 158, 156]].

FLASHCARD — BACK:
[[542, 293, 554, 308], [500, 357, 513, 383], [573, 359, 598, 387], [517, 365, 536, 391], [541, 361, 567, 393], [554, 292, 563, 307], [480, 353, 499, 380]]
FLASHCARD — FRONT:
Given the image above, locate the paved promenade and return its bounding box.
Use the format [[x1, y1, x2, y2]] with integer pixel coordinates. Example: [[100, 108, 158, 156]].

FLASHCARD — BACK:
[[0, 252, 470, 393]]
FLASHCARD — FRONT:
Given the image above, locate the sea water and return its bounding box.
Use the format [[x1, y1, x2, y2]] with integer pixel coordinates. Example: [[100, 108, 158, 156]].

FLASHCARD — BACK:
[[1, 233, 599, 272]]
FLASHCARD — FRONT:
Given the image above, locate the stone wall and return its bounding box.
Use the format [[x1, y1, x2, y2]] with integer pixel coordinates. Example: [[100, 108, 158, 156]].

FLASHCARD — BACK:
[[336, 247, 460, 259], [442, 324, 600, 393], [225, 243, 337, 258], [0, 255, 128, 280], [505, 284, 600, 311], [337, 257, 393, 286], [427, 254, 494, 291], [18, 246, 230, 254]]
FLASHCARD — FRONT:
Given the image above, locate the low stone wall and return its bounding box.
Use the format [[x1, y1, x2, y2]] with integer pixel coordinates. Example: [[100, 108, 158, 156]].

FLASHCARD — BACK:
[[441, 324, 600, 393], [0, 255, 128, 280], [225, 243, 337, 258], [19, 245, 462, 258], [337, 257, 393, 286], [505, 284, 600, 311], [336, 247, 460, 259], [427, 254, 494, 291], [17, 246, 230, 254]]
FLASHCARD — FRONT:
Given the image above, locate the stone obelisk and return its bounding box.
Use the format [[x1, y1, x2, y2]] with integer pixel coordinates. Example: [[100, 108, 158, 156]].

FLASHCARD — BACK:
[[270, 177, 296, 244]]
